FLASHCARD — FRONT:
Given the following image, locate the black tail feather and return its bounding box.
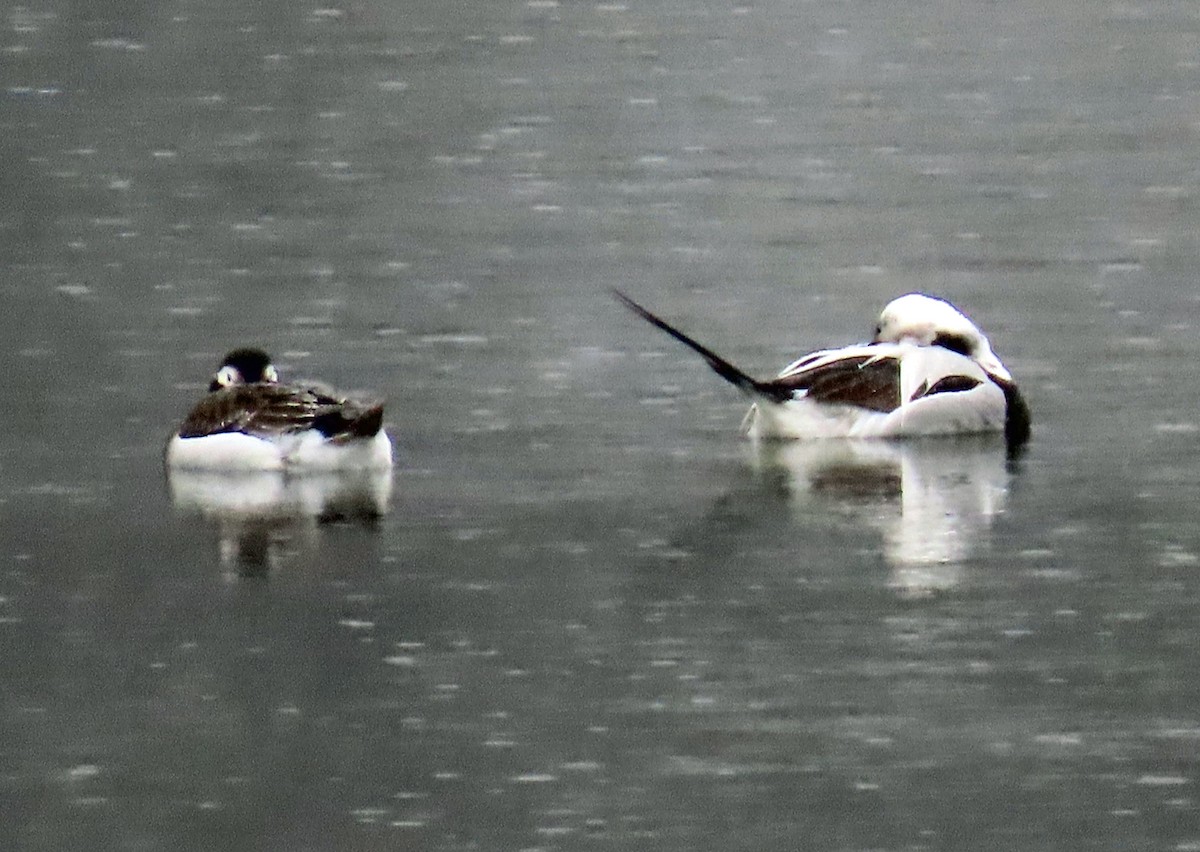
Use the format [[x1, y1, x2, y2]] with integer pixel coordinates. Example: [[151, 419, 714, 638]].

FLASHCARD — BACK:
[[613, 290, 789, 403]]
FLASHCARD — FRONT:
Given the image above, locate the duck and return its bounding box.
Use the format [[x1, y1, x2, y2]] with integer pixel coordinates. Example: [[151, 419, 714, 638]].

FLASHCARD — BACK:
[[166, 347, 394, 471], [614, 291, 1030, 450]]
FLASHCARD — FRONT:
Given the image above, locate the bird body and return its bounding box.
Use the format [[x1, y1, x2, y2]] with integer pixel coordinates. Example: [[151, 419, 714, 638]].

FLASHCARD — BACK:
[[167, 348, 393, 471], [615, 291, 1030, 449], [744, 341, 1008, 441]]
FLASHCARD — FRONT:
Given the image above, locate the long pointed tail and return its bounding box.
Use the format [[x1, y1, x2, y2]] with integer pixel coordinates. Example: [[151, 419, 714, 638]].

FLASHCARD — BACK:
[[613, 290, 789, 403]]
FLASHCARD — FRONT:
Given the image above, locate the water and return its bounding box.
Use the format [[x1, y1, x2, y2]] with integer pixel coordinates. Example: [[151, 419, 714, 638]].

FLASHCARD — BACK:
[[3, 0, 1200, 849]]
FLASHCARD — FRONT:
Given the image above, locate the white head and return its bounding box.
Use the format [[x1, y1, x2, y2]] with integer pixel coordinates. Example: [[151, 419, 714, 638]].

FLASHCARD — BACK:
[[872, 293, 1012, 382]]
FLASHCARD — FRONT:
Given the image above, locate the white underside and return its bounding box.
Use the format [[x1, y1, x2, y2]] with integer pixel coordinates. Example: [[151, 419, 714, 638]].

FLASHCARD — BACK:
[[746, 383, 1006, 440], [745, 342, 1007, 441], [168, 466, 393, 518], [166, 429, 394, 471]]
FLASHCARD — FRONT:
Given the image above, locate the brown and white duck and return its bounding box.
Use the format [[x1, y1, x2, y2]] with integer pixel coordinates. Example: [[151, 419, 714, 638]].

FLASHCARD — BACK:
[[616, 291, 1030, 450], [166, 348, 393, 471]]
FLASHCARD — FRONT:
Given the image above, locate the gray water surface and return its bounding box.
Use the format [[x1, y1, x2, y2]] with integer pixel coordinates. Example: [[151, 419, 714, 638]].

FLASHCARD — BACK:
[[4, 1, 1200, 850]]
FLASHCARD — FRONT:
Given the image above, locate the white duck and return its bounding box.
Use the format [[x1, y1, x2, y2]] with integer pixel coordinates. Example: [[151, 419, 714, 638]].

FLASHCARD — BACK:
[[615, 291, 1030, 449]]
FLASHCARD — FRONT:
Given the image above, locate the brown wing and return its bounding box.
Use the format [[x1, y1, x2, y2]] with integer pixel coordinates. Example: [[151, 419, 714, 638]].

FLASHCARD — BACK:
[[177, 384, 384, 440], [765, 355, 902, 413], [313, 400, 385, 442]]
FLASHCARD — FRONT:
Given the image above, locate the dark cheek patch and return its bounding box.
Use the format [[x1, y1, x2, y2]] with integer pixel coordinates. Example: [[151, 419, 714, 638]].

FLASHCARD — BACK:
[[931, 332, 974, 356]]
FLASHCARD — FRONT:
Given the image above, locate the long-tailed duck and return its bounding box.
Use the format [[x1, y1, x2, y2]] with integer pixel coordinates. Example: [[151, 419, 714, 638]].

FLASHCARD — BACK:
[[615, 291, 1030, 449], [166, 347, 394, 470]]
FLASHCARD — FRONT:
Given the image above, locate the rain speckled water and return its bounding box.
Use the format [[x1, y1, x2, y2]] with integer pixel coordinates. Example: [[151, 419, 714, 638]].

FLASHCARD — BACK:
[[3, 1, 1200, 849]]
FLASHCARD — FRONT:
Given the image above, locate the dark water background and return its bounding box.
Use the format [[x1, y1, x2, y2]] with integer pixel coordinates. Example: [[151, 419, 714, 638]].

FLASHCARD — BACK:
[[4, 1, 1200, 849]]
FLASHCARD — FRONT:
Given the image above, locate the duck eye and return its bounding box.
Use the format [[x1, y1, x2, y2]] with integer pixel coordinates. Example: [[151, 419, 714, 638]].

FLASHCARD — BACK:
[[214, 365, 240, 387]]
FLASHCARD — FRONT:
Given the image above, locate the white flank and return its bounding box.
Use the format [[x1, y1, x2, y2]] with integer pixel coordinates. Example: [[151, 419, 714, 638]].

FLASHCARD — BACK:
[[167, 429, 394, 472]]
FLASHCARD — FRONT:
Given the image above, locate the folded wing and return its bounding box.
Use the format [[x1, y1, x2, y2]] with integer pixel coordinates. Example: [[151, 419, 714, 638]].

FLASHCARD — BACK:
[[178, 384, 384, 441], [769, 354, 903, 413]]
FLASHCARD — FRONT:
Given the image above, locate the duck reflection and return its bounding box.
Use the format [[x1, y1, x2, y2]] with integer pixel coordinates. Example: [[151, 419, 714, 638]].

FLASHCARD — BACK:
[[750, 437, 1013, 596], [167, 469, 393, 576]]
